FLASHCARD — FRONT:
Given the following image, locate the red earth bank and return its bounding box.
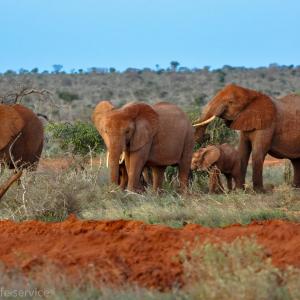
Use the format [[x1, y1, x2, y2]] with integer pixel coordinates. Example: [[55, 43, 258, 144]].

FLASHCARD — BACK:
[[0, 217, 299, 290]]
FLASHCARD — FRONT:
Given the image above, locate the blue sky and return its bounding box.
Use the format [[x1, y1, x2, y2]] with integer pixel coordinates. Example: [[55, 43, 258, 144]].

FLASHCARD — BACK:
[[0, 0, 299, 72]]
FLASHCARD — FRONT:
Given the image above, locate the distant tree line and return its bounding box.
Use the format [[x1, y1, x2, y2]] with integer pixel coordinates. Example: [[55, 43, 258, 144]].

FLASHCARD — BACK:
[[1, 62, 298, 76]]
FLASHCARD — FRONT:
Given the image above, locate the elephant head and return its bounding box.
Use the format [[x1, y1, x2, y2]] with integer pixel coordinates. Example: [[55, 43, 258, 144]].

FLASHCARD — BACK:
[[193, 84, 276, 143], [191, 146, 221, 171], [92, 101, 159, 185]]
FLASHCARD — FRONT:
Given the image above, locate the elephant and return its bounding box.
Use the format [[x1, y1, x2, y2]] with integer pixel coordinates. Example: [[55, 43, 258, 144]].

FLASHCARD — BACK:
[[0, 104, 44, 170], [92, 101, 194, 192], [191, 143, 241, 193], [193, 83, 300, 192]]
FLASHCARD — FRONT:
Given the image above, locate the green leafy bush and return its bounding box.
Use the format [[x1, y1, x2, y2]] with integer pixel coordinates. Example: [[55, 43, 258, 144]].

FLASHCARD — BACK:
[[46, 122, 105, 155], [187, 108, 238, 149], [203, 118, 238, 146]]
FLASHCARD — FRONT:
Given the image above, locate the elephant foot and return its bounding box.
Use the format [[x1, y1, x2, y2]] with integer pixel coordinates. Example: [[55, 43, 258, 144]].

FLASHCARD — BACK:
[[125, 188, 144, 195], [292, 181, 300, 188], [253, 186, 266, 193], [177, 185, 190, 195]]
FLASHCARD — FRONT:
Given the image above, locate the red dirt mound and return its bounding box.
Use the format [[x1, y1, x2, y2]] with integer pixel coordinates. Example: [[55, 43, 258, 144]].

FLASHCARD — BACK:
[[0, 216, 299, 290]]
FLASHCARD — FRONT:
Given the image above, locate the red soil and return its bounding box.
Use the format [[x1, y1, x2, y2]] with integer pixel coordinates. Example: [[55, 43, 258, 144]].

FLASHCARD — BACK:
[[38, 155, 284, 173], [0, 216, 300, 290], [38, 155, 284, 171]]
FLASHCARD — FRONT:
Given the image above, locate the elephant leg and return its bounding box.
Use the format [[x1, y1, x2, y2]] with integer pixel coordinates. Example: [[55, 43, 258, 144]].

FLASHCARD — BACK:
[[209, 168, 221, 193], [119, 153, 131, 190], [216, 168, 224, 192], [225, 174, 233, 191], [291, 159, 300, 188], [251, 128, 274, 192], [237, 134, 251, 189], [142, 167, 152, 187], [127, 146, 150, 192], [178, 138, 194, 192], [178, 164, 191, 192], [251, 148, 267, 192], [152, 166, 166, 192], [119, 163, 128, 190]]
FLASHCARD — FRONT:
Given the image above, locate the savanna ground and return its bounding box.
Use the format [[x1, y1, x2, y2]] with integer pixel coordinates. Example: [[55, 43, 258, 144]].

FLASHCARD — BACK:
[[1, 67, 300, 299]]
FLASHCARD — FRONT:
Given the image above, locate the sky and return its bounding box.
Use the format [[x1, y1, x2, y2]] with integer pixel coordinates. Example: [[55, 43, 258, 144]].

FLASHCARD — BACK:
[[0, 0, 299, 72]]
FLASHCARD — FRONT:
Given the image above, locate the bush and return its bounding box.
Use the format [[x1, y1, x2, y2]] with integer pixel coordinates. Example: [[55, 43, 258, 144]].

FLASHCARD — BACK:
[[187, 108, 238, 149], [57, 90, 80, 102], [182, 237, 300, 300], [203, 118, 238, 147], [194, 93, 207, 106], [46, 122, 105, 155]]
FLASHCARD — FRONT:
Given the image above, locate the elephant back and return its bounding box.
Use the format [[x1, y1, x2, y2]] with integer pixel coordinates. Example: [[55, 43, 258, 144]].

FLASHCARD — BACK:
[[150, 102, 194, 165], [8, 104, 44, 167]]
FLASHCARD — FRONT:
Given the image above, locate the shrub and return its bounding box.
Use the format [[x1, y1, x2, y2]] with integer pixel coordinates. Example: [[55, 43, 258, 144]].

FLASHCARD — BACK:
[[187, 108, 238, 149], [182, 237, 300, 300], [46, 122, 105, 155], [194, 93, 207, 106], [203, 118, 238, 147], [57, 90, 80, 102]]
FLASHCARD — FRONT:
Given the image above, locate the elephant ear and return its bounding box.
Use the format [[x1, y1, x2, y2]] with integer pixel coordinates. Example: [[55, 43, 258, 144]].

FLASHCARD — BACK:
[[201, 146, 221, 169], [230, 96, 276, 131], [0, 105, 25, 150], [124, 103, 159, 152], [92, 101, 115, 130]]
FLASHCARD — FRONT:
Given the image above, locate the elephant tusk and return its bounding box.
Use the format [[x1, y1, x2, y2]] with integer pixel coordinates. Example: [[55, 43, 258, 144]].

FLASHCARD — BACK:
[[193, 115, 216, 127], [106, 152, 109, 168], [119, 151, 125, 164]]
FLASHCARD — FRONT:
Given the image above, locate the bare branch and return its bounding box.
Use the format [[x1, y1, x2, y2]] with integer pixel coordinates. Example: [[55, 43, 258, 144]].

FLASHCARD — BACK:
[[0, 87, 53, 104], [8, 132, 22, 171], [0, 170, 22, 200]]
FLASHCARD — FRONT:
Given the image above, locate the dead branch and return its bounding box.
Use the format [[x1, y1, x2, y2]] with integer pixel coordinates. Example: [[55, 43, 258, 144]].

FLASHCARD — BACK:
[[9, 132, 22, 171], [0, 170, 22, 200], [0, 87, 53, 104]]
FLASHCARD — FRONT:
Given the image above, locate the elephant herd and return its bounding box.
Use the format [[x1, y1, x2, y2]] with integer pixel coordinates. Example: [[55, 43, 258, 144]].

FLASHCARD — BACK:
[[0, 83, 300, 196], [93, 83, 300, 193]]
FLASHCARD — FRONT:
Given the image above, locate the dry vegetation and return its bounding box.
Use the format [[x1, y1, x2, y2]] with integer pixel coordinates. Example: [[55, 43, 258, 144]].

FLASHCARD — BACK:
[[1, 65, 300, 121], [0, 158, 299, 226]]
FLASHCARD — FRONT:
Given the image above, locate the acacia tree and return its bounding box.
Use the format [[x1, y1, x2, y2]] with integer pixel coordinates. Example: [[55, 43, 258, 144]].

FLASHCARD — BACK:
[[170, 61, 180, 72], [52, 64, 63, 74]]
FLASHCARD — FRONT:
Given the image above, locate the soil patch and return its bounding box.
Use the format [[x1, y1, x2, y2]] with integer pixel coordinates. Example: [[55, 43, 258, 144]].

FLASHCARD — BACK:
[[0, 217, 299, 290]]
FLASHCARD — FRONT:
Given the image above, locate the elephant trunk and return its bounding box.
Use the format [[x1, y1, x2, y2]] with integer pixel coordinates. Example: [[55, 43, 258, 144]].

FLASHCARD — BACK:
[[194, 124, 209, 144], [109, 151, 121, 185], [107, 140, 126, 185]]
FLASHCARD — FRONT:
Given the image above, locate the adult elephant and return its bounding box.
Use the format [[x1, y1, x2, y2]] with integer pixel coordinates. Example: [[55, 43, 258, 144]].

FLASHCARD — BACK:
[[92, 101, 194, 192], [193, 83, 300, 192], [0, 104, 44, 170]]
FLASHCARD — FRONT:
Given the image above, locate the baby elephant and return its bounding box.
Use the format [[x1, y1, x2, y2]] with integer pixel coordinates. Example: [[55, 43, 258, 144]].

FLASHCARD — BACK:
[[191, 143, 241, 193]]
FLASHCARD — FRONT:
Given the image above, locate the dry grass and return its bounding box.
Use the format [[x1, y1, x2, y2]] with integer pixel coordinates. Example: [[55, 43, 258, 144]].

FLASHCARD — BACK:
[[0, 160, 299, 228]]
